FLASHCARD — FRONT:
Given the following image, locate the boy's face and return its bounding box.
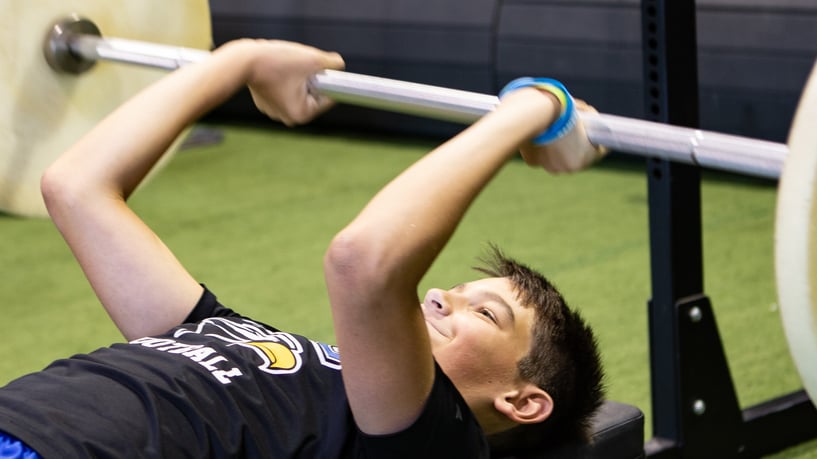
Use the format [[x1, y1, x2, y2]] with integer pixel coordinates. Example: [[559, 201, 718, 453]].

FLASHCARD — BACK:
[[421, 277, 535, 399]]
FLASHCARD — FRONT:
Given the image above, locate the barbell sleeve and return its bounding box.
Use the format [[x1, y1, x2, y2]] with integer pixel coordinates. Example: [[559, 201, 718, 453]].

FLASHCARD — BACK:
[[51, 20, 787, 180], [70, 33, 211, 71]]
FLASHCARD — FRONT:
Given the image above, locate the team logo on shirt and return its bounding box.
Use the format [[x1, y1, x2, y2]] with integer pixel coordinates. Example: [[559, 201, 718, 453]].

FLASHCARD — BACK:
[[312, 341, 341, 370], [245, 341, 298, 371], [239, 334, 304, 374], [133, 317, 340, 384], [181, 317, 306, 375]]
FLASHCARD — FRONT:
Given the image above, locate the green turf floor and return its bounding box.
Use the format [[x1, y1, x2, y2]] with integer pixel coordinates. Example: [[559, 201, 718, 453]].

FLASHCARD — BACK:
[[1, 123, 814, 457]]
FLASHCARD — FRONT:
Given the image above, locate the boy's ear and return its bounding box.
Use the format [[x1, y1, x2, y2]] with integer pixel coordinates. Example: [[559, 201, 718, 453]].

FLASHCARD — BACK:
[[494, 384, 553, 425]]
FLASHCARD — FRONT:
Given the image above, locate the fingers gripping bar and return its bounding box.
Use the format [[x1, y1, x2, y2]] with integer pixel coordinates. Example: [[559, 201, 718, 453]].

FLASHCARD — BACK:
[[47, 16, 787, 180]]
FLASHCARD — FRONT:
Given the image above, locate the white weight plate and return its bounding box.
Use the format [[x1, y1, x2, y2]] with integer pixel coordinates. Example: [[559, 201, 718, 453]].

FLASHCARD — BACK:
[[0, 0, 212, 216], [776, 58, 817, 406]]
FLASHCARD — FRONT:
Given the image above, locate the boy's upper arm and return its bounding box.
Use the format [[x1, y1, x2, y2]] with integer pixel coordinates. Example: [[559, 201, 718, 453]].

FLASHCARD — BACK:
[[44, 184, 203, 341], [324, 245, 437, 436]]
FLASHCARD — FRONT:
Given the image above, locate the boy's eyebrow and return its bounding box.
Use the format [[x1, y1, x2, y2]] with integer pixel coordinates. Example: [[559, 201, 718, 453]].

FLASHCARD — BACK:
[[481, 290, 516, 324], [455, 282, 516, 324]]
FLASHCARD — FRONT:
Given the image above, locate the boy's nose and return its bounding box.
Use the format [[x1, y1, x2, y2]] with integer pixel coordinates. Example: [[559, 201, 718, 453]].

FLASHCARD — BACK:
[[424, 288, 454, 316]]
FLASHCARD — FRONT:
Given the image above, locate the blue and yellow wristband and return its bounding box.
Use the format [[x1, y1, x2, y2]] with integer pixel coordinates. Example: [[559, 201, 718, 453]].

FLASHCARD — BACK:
[[498, 77, 578, 145]]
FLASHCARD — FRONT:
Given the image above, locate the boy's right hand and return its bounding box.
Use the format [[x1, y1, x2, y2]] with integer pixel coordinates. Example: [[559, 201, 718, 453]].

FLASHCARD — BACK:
[[220, 39, 346, 126], [519, 99, 607, 174]]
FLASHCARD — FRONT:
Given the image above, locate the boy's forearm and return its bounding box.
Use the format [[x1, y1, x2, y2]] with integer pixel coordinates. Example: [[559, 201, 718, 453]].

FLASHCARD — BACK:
[[335, 89, 560, 290], [44, 41, 256, 200]]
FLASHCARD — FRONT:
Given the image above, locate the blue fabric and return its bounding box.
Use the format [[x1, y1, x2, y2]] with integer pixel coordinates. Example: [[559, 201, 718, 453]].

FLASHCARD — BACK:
[[0, 432, 40, 459], [499, 77, 578, 144]]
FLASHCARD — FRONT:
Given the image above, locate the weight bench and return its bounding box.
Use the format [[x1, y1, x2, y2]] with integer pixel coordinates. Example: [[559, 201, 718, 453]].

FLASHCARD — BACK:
[[501, 400, 645, 459]]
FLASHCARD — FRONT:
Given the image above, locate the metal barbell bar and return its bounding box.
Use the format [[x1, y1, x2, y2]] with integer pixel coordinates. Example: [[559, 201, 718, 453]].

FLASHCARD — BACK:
[[44, 15, 787, 180]]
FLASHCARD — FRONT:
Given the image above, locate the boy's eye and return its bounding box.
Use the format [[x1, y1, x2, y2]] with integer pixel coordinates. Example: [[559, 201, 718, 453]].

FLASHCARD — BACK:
[[479, 308, 497, 323]]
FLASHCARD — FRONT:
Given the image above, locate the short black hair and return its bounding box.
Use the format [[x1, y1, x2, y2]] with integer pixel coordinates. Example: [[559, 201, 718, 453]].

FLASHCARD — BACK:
[[474, 244, 606, 455]]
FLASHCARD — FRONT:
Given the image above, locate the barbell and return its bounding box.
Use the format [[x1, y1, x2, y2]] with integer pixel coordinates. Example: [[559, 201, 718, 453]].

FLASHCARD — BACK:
[[43, 16, 789, 183], [0, 1, 815, 407]]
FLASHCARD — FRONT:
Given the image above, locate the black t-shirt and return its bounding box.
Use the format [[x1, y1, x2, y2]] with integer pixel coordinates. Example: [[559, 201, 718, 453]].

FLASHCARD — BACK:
[[0, 288, 489, 458]]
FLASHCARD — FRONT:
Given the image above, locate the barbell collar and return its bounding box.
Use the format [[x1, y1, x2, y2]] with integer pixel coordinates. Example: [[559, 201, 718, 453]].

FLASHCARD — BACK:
[[43, 14, 101, 74]]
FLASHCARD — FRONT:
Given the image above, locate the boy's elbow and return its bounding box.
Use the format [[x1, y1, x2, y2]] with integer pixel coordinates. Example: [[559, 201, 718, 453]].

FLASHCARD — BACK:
[[40, 162, 99, 220], [40, 164, 72, 215], [324, 230, 366, 282], [324, 227, 388, 290]]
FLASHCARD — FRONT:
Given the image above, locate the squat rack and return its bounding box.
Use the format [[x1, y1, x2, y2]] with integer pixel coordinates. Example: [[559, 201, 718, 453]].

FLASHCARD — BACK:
[[641, 0, 817, 457]]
